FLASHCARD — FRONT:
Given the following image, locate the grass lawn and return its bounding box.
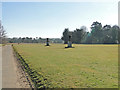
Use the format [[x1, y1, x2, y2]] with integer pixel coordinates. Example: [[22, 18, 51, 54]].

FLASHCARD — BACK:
[[13, 44, 118, 88]]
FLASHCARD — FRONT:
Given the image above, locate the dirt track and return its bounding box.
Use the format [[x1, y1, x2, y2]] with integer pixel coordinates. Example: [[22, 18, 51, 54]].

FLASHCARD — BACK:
[[2, 45, 31, 88]]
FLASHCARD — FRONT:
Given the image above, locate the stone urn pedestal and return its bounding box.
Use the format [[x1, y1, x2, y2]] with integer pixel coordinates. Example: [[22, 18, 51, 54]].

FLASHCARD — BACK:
[[65, 35, 74, 48], [45, 38, 50, 46]]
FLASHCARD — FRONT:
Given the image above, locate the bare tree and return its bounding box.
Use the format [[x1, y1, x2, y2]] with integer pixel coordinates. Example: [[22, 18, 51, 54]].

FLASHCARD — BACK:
[[0, 20, 7, 44]]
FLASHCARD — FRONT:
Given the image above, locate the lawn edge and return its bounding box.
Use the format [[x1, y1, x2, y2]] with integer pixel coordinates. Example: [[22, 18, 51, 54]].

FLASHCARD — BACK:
[[12, 45, 50, 89], [12, 45, 34, 88]]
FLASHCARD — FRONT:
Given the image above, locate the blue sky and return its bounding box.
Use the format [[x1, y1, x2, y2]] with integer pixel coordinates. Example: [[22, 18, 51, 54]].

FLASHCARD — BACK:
[[1, 1, 118, 38]]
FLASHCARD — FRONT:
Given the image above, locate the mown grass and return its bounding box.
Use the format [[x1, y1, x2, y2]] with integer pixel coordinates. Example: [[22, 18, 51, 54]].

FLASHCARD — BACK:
[[13, 44, 118, 88]]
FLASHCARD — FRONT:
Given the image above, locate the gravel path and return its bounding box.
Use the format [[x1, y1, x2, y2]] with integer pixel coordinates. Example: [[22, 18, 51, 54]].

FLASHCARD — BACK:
[[0, 46, 2, 89], [2, 45, 31, 88]]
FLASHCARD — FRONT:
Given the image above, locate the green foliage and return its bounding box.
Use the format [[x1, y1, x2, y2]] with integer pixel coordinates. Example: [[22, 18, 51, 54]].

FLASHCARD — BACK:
[[62, 28, 69, 44], [13, 44, 118, 88], [62, 27, 87, 44], [90, 22, 120, 44], [8, 37, 63, 44], [62, 21, 120, 44]]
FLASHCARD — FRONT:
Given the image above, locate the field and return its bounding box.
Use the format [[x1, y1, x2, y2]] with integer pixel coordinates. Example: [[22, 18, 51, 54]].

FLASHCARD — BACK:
[[13, 44, 118, 88]]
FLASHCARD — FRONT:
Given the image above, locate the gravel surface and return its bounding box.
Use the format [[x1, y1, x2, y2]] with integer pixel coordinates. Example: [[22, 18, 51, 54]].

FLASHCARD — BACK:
[[2, 45, 31, 88]]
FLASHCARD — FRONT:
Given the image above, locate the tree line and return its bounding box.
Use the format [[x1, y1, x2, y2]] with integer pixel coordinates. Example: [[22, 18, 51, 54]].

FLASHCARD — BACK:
[[62, 21, 120, 44], [1, 20, 120, 44], [0, 20, 63, 44], [8, 37, 63, 43]]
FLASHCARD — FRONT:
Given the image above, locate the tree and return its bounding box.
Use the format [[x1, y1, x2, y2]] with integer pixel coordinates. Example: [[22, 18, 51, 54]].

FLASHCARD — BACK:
[[62, 28, 69, 44], [72, 30, 77, 43], [80, 26, 88, 32], [80, 26, 88, 43], [68, 27, 87, 44], [102, 25, 112, 44], [103, 25, 111, 30], [61, 22, 119, 44], [111, 25, 120, 43], [118, 27, 120, 43], [75, 28, 84, 44], [91, 21, 103, 43], [0, 20, 7, 44], [85, 32, 92, 44]]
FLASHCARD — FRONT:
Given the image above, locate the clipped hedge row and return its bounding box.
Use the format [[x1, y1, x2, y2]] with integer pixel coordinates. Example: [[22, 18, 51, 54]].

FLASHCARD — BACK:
[[12, 45, 50, 89]]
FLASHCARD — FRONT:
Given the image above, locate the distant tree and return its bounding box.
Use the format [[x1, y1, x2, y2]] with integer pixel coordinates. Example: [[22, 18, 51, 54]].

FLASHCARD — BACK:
[[80, 26, 88, 43], [80, 26, 88, 32], [75, 28, 84, 43], [33, 38, 37, 43], [29, 37, 33, 43], [103, 25, 111, 30], [111, 25, 120, 43], [102, 25, 120, 44], [72, 30, 77, 43], [37, 37, 41, 43], [72, 27, 87, 44], [22, 37, 25, 43], [85, 32, 92, 44], [91, 21, 103, 43], [118, 27, 120, 43], [62, 28, 69, 44], [102, 25, 112, 44], [18, 37, 22, 43]]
